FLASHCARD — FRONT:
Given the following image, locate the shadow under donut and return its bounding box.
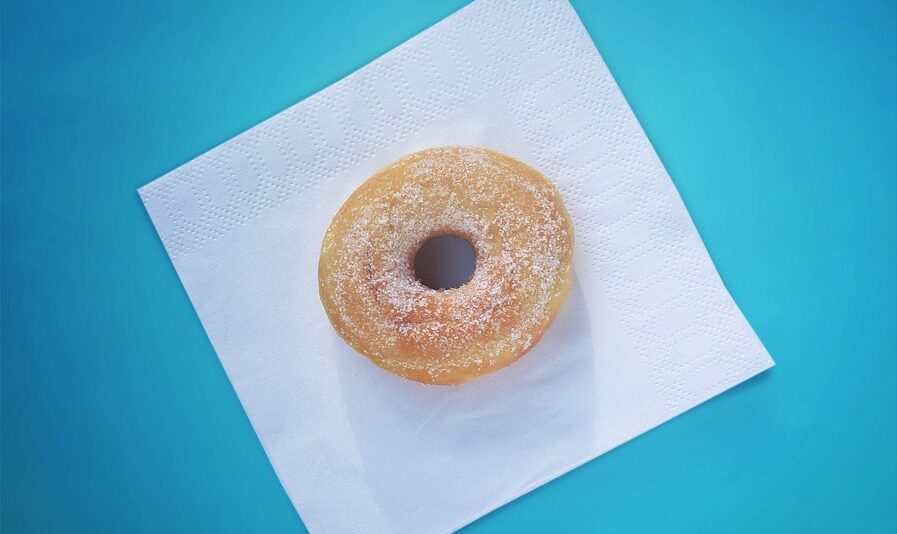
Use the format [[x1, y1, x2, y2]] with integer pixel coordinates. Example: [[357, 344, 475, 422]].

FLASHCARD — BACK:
[[332, 277, 597, 531]]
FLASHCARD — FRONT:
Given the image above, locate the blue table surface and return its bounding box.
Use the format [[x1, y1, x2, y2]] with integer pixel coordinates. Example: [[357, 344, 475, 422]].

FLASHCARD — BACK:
[[2, 0, 895, 532]]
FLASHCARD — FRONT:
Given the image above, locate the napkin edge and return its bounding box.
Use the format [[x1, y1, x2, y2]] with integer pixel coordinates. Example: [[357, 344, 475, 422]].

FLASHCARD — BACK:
[[447, 357, 775, 533]]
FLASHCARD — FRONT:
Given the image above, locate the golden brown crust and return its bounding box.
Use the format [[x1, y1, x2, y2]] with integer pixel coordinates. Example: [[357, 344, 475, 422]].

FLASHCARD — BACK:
[[318, 147, 574, 385]]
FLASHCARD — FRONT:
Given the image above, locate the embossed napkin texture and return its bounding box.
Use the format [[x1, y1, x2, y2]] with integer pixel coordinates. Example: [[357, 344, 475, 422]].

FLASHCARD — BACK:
[[139, 1, 774, 532]]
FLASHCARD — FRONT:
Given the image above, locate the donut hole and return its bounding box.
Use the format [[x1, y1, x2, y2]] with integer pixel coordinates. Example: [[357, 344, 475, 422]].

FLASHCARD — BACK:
[[413, 235, 476, 290]]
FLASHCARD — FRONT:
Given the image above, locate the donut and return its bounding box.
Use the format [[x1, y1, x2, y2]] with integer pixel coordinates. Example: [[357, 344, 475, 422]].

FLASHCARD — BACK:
[[318, 147, 574, 385]]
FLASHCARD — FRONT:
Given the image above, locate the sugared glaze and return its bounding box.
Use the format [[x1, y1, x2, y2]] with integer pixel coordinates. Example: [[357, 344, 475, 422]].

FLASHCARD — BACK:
[[318, 147, 574, 385]]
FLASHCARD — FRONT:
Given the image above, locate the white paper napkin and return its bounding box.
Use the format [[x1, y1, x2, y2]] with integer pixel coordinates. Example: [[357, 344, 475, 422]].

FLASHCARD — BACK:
[[139, 0, 774, 531]]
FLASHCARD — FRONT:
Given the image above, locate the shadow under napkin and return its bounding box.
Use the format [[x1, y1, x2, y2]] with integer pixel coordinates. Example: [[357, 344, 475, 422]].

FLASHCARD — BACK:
[[332, 278, 596, 531]]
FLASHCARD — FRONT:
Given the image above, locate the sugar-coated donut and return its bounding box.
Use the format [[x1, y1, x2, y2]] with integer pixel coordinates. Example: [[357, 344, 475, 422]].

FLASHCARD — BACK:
[[318, 147, 574, 385]]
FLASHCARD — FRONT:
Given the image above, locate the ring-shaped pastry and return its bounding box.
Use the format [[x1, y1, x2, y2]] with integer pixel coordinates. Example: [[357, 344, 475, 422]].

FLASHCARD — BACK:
[[319, 147, 574, 385]]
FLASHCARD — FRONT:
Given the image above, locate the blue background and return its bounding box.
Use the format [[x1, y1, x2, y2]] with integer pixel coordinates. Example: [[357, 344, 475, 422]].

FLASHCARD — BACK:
[[2, 0, 895, 531]]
